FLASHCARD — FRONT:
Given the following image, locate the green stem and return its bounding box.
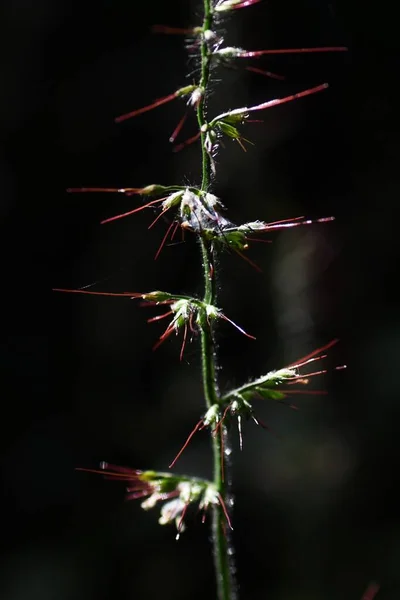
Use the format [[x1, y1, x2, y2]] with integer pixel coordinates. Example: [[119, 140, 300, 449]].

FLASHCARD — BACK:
[[212, 426, 236, 600], [197, 3, 236, 599], [197, 0, 213, 192]]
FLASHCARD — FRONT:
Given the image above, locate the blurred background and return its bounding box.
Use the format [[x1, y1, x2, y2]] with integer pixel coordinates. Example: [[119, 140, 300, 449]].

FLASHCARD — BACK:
[[1, 0, 399, 599]]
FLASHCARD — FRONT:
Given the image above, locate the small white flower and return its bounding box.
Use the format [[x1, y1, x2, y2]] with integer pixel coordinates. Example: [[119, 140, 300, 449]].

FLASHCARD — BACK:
[[188, 87, 203, 107], [161, 190, 185, 211], [203, 404, 221, 427], [141, 493, 161, 510], [159, 498, 186, 525], [214, 46, 243, 58]]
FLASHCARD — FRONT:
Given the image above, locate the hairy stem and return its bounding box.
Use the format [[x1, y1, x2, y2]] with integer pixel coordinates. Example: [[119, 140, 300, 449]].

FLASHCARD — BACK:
[[198, 2, 236, 599], [212, 427, 236, 600], [198, 0, 213, 192], [199, 235, 218, 414]]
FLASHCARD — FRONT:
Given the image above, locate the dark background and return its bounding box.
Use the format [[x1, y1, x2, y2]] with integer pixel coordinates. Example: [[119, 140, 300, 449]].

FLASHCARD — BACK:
[[1, 1, 399, 599]]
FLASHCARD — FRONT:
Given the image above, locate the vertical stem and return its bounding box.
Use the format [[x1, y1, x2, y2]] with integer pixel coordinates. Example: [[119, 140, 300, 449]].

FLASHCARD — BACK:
[[212, 427, 236, 600], [197, 2, 236, 599], [200, 236, 236, 600], [197, 0, 213, 192]]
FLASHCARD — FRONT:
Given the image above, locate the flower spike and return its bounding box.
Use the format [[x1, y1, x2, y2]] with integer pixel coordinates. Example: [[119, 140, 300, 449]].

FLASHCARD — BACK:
[[53, 288, 255, 360], [203, 84, 329, 156], [222, 339, 345, 407], [202, 213, 334, 271], [66, 183, 184, 227], [201, 340, 347, 453], [77, 463, 232, 538]]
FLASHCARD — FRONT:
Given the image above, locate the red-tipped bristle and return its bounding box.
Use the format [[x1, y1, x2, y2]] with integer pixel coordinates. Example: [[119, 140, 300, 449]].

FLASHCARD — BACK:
[[247, 237, 272, 244], [292, 353, 328, 369], [152, 25, 198, 35], [169, 112, 188, 143], [154, 220, 176, 260], [169, 419, 204, 469], [241, 46, 348, 58], [147, 310, 174, 324], [173, 131, 201, 152], [245, 66, 285, 80], [288, 339, 339, 368], [100, 462, 141, 474], [170, 221, 180, 241], [217, 493, 234, 530], [301, 369, 327, 378], [213, 403, 232, 437], [75, 466, 142, 479], [148, 204, 171, 229], [177, 502, 189, 537], [234, 249, 263, 272], [53, 289, 142, 298], [220, 314, 257, 340], [220, 426, 225, 482], [66, 187, 143, 194], [266, 215, 305, 226], [250, 84, 329, 113], [262, 215, 335, 232], [100, 197, 165, 225], [152, 323, 175, 352], [115, 92, 179, 123], [179, 323, 188, 361]]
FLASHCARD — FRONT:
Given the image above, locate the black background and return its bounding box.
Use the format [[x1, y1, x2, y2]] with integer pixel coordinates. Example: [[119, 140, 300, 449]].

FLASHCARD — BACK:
[[1, 1, 399, 599]]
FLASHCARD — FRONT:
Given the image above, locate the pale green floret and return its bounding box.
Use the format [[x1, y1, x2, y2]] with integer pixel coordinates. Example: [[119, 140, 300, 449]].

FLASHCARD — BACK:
[[171, 299, 191, 314], [178, 481, 204, 503], [214, 46, 243, 57], [176, 84, 198, 97], [162, 190, 185, 210], [237, 220, 267, 232], [199, 484, 220, 509], [231, 397, 252, 414], [203, 403, 220, 426], [205, 304, 221, 319], [273, 367, 298, 380], [141, 492, 161, 510], [158, 498, 186, 526]]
